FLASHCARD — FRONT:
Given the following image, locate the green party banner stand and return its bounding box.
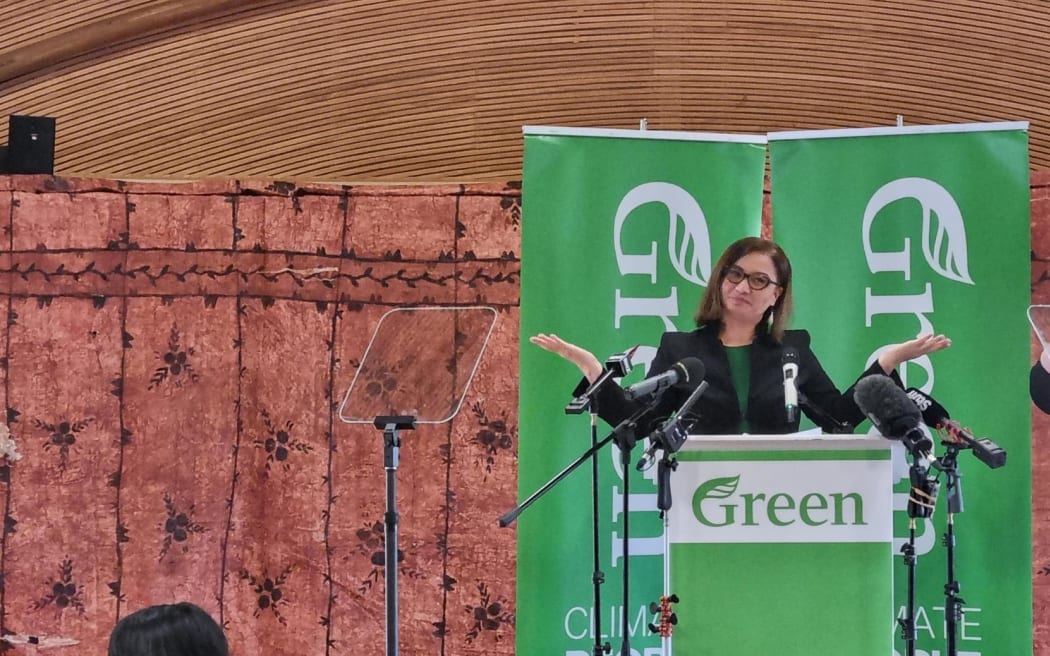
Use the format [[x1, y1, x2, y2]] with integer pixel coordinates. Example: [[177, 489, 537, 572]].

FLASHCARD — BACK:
[[666, 435, 894, 655]]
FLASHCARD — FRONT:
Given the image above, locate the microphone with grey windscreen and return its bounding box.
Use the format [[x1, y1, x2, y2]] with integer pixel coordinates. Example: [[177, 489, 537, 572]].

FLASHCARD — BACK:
[[853, 374, 933, 457], [623, 357, 706, 401]]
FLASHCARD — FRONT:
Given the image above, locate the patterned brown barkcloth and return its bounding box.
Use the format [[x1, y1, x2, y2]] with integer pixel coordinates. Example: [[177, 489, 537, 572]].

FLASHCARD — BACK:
[[0, 176, 520, 656]]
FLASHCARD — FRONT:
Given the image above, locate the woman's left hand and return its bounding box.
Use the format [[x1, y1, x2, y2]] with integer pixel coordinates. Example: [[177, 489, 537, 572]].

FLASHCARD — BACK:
[[878, 333, 952, 373]]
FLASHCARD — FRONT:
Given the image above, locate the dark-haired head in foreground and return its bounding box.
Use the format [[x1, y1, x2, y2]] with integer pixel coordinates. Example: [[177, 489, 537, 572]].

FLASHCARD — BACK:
[[109, 602, 228, 656]]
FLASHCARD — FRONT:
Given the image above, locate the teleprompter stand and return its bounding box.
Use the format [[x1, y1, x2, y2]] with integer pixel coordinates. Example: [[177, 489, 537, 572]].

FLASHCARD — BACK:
[[375, 415, 416, 656], [339, 306, 497, 656]]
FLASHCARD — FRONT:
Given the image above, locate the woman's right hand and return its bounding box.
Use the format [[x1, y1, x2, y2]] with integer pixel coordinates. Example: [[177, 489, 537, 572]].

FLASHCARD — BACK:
[[529, 333, 603, 382]]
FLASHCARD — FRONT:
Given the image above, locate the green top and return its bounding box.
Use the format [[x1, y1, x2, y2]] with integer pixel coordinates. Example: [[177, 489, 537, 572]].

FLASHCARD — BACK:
[[725, 344, 751, 433]]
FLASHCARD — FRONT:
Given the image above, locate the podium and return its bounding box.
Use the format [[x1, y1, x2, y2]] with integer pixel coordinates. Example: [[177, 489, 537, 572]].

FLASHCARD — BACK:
[[666, 435, 894, 655]]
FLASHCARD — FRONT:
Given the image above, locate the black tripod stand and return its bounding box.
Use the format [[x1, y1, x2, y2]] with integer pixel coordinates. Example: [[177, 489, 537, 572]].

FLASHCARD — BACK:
[[930, 428, 1007, 656], [584, 409, 612, 656], [899, 437, 1000, 656], [933, 442, 965, 656]]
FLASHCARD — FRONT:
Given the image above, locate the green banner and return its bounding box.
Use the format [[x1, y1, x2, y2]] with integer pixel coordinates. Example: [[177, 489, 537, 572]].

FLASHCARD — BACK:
[[769, 122, 1032, 656], [519, 126, 766, 656]]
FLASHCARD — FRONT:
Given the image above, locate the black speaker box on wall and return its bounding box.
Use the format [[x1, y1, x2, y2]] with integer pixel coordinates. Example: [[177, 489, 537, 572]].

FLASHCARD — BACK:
[[4, 115, 56, 174]]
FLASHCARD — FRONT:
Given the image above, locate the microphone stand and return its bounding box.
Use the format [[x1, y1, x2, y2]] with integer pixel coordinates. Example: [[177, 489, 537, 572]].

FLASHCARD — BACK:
[[567, 394, 612, 656], [900, 517, 917, 656], [617, 429, 634, 656], [636, 382, 707, 655], [588, 409, 611, 656], [933, 442, 965, 656], [564, 355, 632, 656], [899, 450, 938, 656], [499, 402, 655, 656], [654, 453, 676, 655]]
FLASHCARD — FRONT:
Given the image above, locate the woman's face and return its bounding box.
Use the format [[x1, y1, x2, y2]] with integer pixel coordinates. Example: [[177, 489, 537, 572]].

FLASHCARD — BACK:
[[720, 251, 783, 326]]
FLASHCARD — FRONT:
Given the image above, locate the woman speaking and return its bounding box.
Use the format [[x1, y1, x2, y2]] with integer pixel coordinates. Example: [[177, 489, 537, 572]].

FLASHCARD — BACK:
[[532, 237, 950, 435]]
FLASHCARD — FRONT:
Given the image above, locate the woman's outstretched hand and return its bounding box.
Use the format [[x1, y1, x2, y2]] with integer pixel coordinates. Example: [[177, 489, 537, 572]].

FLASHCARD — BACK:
[[877, 333, 952, 374], [529, 333, 603, 382]]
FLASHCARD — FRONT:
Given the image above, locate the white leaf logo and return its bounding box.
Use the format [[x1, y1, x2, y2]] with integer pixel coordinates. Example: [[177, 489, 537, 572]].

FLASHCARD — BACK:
[[693, 475, 740, 504], [691, 475, 740, 525], [862, 178, 974, 285], [613, 182, 711, 286]]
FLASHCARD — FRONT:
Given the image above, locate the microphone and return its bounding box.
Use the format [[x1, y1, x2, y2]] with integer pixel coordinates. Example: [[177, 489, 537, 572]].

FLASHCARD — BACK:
[[605, 350, 635, 379], [623, 357, 705, 402], [636, 416, 692, 472], [782, 347, 799, 423], [853, 375, 933, 457], [905, 388, 1007, 469], [566, 348, 636, 414], [636, 379, 710, 471]]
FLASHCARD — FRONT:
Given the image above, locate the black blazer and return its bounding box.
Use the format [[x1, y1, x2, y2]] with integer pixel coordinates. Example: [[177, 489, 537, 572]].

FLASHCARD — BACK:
[[1031, 362, 1050, 414], [586, 323, 893, 435]]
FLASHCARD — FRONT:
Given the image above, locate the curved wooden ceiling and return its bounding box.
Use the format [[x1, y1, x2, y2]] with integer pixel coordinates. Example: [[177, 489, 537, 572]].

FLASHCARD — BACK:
[[0, 0, 1046, 182]]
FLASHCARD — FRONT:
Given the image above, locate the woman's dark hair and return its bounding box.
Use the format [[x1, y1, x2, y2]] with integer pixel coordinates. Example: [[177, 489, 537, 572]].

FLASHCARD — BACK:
[[109, 602, 228, 656], [693, 236, 793, 341]]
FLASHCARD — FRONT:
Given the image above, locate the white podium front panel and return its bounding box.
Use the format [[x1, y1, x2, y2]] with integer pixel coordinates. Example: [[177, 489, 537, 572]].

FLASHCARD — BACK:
[[666, 435, 893, 655]]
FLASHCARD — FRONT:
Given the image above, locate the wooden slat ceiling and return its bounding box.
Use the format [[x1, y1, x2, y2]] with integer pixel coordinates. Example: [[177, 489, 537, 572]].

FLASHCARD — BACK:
[[0, 0, 1046, 182]]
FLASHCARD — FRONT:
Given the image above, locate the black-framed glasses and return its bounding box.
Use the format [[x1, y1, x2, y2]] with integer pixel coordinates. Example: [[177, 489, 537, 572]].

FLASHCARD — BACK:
[[723, 265, 780, 291]]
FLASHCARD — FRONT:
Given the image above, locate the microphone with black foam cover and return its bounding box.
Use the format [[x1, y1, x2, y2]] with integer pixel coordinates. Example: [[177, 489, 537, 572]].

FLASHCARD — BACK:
[[853, 375, 933, 457], [782, 347, 799, 423], [905, 387, 1007, 469], [623, 357, 705, 401]]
